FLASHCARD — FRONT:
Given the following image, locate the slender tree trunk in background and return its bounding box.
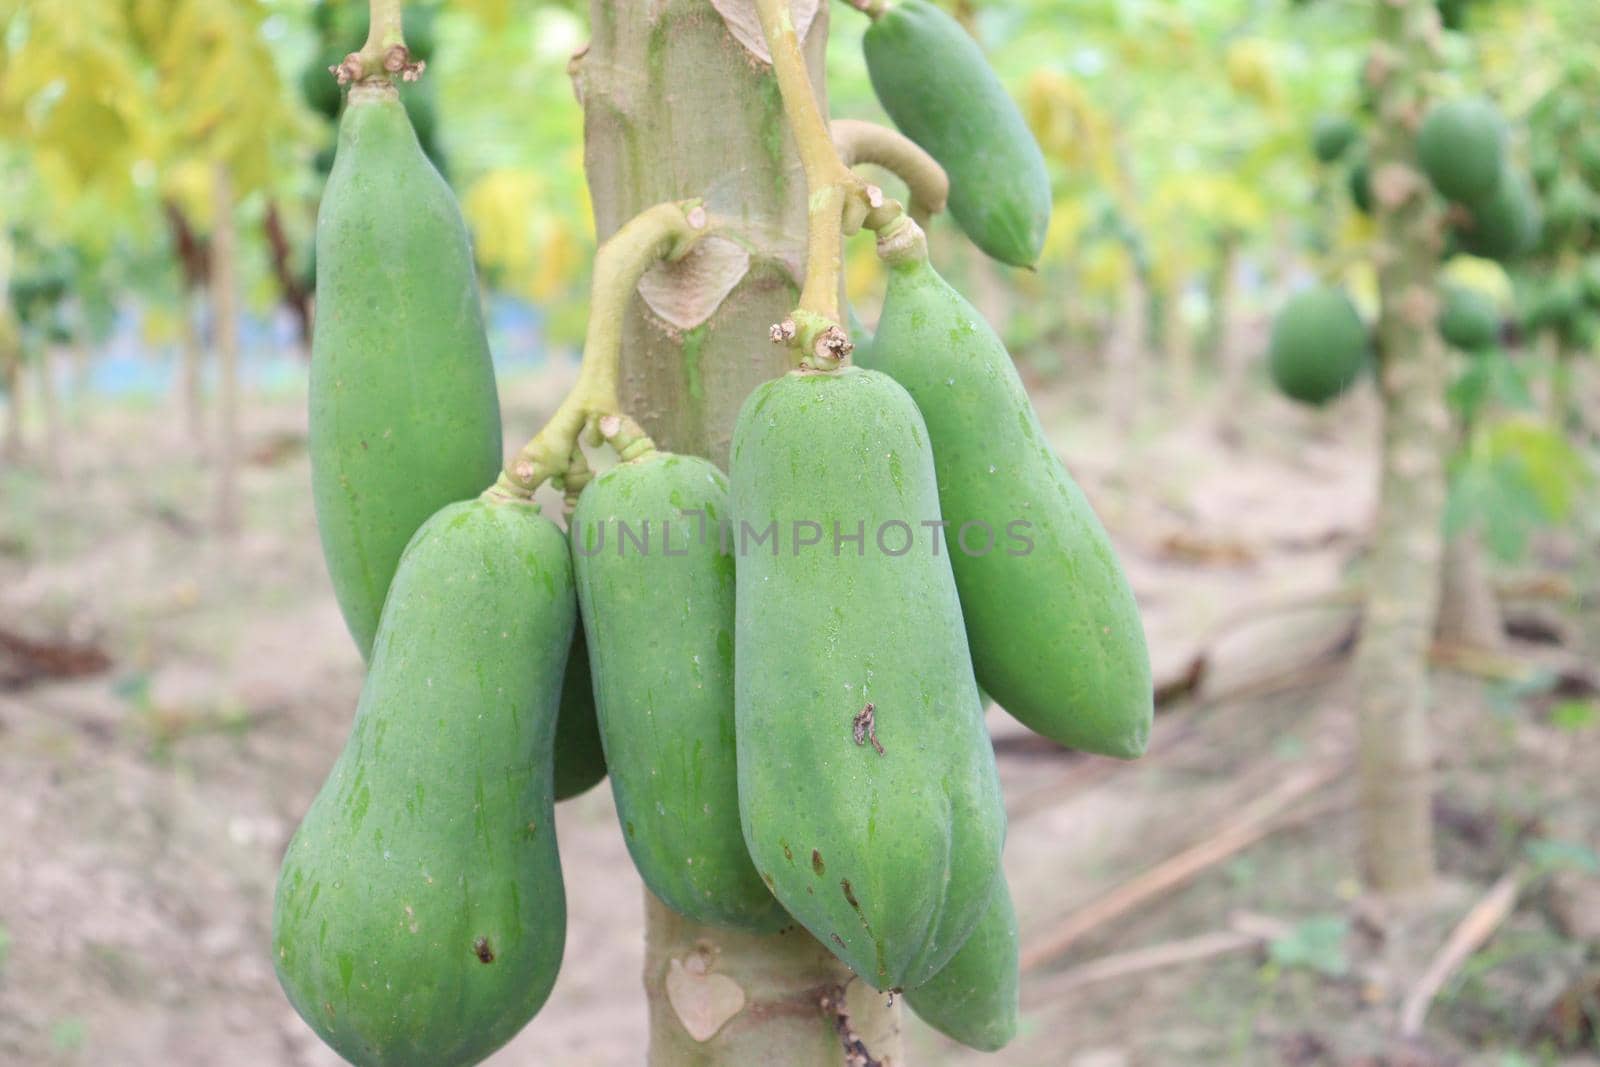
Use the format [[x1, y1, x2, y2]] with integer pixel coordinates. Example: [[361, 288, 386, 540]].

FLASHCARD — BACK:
[[179, 293, 206, 447], [37, 344, 62, 476], [1435, 531, 1503, 651], [1104, 279, 1144, 436], [71, 339, 92, 413], [575, 2, 902, 1062], [1165, 277, 1193, 403], [2, 345, 24, 463], [1550, 341, 1576, 433], [211, 165, 241, 535], [1212, 241, 1249, 445], [1353, 0, 1447, 896]]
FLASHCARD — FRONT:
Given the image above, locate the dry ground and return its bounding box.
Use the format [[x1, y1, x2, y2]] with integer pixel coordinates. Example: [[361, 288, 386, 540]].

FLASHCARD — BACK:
[[0, 359, 1595, 1066]]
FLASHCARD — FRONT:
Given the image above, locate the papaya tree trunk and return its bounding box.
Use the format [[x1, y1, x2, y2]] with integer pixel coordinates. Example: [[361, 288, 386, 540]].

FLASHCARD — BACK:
[[212, 164, 241, 534], [178, 293, 206, 447], [1352, 0, 1448, 895], [37, 343, 62, 476], [1435, 530, 1503, 652], [575, 2, 902, 1061], [2, 343, 23, 463]]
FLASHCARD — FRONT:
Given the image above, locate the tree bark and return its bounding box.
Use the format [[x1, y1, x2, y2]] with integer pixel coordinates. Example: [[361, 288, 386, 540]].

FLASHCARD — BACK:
[[37, 344, 62, 476], [211, 165, 241, 534], [1435, 531, 1503, 652], [179, 294, 206, 447], [2, 340, 23, 463], [1353, 0, 1448, 896], [577, 2, 902, 1062]]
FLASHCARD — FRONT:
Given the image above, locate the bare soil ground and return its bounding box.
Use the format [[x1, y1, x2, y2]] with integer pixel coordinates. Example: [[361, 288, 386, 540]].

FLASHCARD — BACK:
[[1, 363, 1595, 1066]]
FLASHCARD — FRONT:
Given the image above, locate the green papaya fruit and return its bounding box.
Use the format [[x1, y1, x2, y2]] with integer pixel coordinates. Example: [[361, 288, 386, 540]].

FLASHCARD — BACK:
[[309, 82, 502, 661], [905, 875, 1019, 1053], [1311, 115, 1360, 165], [1416, 98, 1506, 205], [1436, 0, 1473, 30], [1522, 276, 1582, 337], [553, 627, 606, 802], [1542, 174, 1596, 249], [571, 449, 788, 932], [860, 231, 1151, 758], [1438, 285, 1499, 352], [405, 89, 447, 179], [1348, 159, 1373, 215], [731, 366, 1005, 991], [273, 496, 570, 1067], [1455, 165, 1540, 262], [863, 0, 1051, 267], [1268, 286, 1370, 406]]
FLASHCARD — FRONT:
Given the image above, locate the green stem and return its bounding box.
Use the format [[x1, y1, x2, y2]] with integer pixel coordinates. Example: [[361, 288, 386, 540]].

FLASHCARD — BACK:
[[754, 0, 868, 362], [831, 119, 949, 222], [491, 200, 708, 500], [335, 0, 423, 85]]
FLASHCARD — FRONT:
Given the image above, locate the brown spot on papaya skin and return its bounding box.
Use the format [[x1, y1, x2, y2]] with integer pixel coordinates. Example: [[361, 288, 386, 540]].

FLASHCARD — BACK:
[[852, 702, 884, 755], [830, 933, 847, 951], [811, 849, 825, 876], [761, 870, 775, 890], [626, 821, 636, 838], [840, 879, 860, 912], [473, 936, 495, 963], [782, 842, 793, 862]]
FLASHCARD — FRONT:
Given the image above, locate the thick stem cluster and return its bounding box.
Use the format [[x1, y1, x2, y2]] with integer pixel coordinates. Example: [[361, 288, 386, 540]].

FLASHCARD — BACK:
[[491, 200, 708, 501]]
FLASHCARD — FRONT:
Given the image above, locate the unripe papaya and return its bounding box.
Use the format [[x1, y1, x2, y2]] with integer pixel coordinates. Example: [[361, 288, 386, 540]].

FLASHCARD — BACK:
[[1311, 115, 1360, 165], [731, 366, 1005, 991], [1348, 159, 1373, 215], [273, 496, 570, 1067], [1417, 98, 1506, 205], [553, 627, 606, 802], [571, 450, 788, 932], [1438, 285, 1499, 352], [1455, 165, 1540, 262], [905, 875, 1019, 1053], [309, 83, 501, 660], [860, 230, 1151, 758], [1268, 286, 1370, 406], [864, 0, 1051, 267]]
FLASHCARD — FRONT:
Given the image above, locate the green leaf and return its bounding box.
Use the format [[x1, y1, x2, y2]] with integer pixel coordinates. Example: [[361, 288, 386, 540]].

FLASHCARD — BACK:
[[1524, 837, 1600, 876], [1268, 915, 1349, 977], [1550, 700, 1597, 732]]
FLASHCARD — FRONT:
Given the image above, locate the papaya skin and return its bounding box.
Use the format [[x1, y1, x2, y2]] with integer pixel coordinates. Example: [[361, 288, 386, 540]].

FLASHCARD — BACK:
[[731, 366, 1005, 991], [861, 232, 1153, 759], [864, 0, 1051, 267], [553, 626, 607, 802], [273, 497, 569, 1067], [571, 451, 788, 932], [905, 875, 1019, 1053], [309, 82, 502, 661]]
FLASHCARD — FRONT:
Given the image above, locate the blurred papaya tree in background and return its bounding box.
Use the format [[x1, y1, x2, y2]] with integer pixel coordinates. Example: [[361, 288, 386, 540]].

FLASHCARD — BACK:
[[0, 0, 1596, 364]]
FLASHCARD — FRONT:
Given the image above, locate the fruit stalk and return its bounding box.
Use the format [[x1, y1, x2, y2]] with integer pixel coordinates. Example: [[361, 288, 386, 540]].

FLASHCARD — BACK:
[[495, 201, 708, 498], [1352, 0, 1449, 895], [752, 0, 868, 354], [830, 118, 948, 222], [335, 0, 423, 85]]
